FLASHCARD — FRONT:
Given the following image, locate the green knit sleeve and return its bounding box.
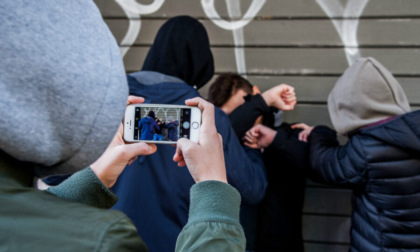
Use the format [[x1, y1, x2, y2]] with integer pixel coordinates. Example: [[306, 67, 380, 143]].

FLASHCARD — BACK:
[[175, 181, 246, 252], [46, 167, 118, 209]]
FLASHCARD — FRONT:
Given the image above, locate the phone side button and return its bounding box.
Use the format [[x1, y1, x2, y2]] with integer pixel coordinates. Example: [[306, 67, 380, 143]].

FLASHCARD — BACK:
[[192, 122, 199, 129]]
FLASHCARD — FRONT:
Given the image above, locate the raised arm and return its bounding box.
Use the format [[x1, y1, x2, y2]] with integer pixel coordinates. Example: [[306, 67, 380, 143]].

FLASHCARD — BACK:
[[173, 97, 246, 251]]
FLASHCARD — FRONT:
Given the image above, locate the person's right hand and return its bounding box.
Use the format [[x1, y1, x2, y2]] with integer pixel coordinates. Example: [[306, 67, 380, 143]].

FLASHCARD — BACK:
[[243, 124, 277, 149], [261, 84, 297, 111], [173, 97, 227, 184]]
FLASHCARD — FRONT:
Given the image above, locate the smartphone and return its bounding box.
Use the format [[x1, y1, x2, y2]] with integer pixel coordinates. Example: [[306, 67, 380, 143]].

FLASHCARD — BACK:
[[124, 104, 201, 144]]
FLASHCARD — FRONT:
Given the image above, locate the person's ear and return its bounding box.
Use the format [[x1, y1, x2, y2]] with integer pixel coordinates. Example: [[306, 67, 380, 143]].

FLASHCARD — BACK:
[[252, 85, 261, 95]]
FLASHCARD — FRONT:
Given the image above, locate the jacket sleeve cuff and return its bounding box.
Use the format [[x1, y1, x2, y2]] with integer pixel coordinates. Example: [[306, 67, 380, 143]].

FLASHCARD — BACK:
[[46, 167, 118, 209], [188, 180, 241, 224], [248, 94, 270, 114]]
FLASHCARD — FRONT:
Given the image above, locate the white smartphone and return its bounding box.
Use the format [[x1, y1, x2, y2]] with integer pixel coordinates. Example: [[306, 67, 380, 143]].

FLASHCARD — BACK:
[[124, 104, 202, 144]]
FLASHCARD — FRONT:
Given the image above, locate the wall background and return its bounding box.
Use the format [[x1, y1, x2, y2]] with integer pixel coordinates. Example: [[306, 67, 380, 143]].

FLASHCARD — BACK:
[[94, 0, 420, 251]]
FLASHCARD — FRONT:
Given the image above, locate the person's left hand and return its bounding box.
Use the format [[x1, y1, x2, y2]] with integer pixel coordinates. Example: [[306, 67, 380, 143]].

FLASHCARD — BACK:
[[90, 96, 157, 188], [291, 123, 314, 142]]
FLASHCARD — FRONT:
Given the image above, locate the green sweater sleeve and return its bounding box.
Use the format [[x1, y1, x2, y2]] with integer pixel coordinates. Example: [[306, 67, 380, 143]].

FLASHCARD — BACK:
[[46, 167, 118, 209], [175, 181, 246, 252]]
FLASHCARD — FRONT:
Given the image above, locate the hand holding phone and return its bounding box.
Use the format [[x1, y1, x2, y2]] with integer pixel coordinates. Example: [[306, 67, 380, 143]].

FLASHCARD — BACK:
[[91, 96, 157, 188], [173, 97, 227, 184]]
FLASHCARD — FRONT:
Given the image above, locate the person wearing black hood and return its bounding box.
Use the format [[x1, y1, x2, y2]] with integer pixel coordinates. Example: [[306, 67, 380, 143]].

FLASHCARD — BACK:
[[111, 16, 267, 252], [139, 110, 160, 140]]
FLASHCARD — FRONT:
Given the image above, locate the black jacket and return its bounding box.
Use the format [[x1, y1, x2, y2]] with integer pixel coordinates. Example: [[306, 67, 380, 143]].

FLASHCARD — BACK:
[[308, 110, 420, 251], [229, 94, 309, 251]]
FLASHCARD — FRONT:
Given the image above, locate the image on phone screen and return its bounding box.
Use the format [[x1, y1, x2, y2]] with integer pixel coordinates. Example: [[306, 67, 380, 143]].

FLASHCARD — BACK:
[[133, 106, 191, 142]]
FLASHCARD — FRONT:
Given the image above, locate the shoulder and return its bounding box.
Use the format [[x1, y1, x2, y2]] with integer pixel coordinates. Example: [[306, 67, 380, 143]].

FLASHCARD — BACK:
[[1, 186, 146, 251]]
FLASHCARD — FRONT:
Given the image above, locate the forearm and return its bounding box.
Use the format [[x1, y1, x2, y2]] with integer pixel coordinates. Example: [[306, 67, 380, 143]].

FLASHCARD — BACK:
[[308, 126, 366, 186], [175, 181, 246, 252], [229, 94, 270, 139], [269, 124, 310, 171], [46, 167, 118, 209]]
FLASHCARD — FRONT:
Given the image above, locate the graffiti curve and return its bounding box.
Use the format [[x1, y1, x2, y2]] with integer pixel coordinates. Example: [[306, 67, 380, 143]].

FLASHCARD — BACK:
[[316, 0, 369, 65], [114, 0, 165, 57], [201, 0, 266, 76]]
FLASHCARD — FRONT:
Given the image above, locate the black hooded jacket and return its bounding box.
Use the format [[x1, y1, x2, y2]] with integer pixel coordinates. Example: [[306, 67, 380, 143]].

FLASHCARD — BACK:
[[142, 16, 214, 89], [113, 16, 267, 252]]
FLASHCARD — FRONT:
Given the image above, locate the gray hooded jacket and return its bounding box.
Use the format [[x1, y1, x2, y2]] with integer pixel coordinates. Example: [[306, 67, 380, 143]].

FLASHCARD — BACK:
[[0, 0, 128, 177], [328, 57, 410, 135], [309, 58, 420, 251]]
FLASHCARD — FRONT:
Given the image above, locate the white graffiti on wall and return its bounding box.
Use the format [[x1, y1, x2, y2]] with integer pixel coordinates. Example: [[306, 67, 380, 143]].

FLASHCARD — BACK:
[[113, 0, 367, 72], [316, 0, 369, 65], [114, 0, 164, 57], [201, 0, 266, 76]]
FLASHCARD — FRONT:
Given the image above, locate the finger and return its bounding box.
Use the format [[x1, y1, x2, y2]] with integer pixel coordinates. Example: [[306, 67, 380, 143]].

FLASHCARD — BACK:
[[122, 142, 157, 160], [173, 138, 190, 166], [298, 131, 304, 142], [127, 156, 138, 166], [281, 104, 294, 111], [127, 96, 145, 105], [249, 124, 263, 135], [244, 133, 257, 144], [291, 123, 306, 129], [283, 94, 297, 103], [302, 132, 309, 142], [185, 97, 216, 135], [245, 130, 254, 139], [303, 133, 309, 143], [282, 84, 295, 92], [244, 141, 259, 149]]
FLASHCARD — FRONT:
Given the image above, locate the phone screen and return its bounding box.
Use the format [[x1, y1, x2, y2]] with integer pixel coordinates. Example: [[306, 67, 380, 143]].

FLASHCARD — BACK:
[[133, 106, 192, 142]]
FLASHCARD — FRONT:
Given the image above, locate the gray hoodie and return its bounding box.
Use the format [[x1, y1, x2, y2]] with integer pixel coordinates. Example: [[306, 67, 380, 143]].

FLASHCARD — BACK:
[[0, 1, 128, 177], [328, 57, 411, 135]]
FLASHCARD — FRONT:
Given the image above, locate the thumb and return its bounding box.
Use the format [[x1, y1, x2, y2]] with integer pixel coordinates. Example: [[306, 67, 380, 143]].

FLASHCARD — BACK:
[[121, 142, 157, 160], [173, 138, 191, 166]]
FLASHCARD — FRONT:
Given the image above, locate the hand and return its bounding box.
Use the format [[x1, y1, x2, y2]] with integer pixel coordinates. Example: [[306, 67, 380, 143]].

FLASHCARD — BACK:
[[173, 97, 227, 184], [261, 84, 297, 111], [243, 124, 277, 149], [90, 96, 157, 188], [291, 123, 314, 142]]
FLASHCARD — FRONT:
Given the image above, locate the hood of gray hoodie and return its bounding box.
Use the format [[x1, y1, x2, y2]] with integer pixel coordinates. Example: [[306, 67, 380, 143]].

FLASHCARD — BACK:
[[0, 1, 128, 177], [328, 57, 411, 135]]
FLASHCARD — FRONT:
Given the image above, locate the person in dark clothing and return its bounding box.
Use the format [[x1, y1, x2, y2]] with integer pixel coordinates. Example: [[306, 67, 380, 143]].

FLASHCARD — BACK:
[[139, 111, 160, 140], [165, 116, 179, 141], [208, 73, 308, 252], [153, 117, 164, 141], [111, 16, 268, 252], [252, 57, 420, 251]]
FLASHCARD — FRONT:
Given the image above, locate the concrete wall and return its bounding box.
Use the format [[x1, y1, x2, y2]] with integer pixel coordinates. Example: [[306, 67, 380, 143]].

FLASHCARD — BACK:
[[94, 1, 420, 250]]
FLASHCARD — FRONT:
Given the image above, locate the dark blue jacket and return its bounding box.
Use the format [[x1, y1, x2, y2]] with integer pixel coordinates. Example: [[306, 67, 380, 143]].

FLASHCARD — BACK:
[[308, 110, 420, 251], [165, 120, 179, 141], [111, 75, 267, 252], [139, 116, 159, 140]]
